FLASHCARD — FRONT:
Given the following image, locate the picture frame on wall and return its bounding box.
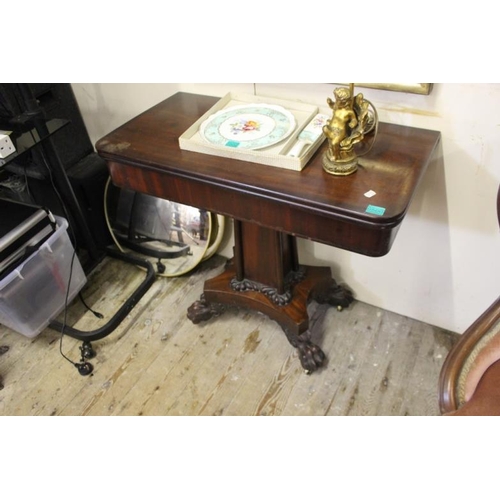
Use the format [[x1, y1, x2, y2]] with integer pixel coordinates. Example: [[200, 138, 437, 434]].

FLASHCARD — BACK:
[[338, 83, 433, 95]]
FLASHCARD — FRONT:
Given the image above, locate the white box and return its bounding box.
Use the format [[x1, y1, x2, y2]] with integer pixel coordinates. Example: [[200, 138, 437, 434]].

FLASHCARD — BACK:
[[0, 131, 16, 159], [179, 93, 329, 171], [0, 216, 87, 338]]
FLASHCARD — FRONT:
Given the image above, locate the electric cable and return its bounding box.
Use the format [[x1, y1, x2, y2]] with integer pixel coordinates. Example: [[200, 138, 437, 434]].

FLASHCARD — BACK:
[[78, 291, 103, 319], [27, 130, 95, 373], [57, 249, 78, 364]]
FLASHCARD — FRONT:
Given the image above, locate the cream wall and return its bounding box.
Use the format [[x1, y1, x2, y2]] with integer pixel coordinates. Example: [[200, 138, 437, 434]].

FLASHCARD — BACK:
[[71, 83, 500, 334]]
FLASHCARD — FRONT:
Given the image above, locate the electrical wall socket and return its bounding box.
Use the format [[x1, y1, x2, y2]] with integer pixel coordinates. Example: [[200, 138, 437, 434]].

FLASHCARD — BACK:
[[0, 131, 16, 159]]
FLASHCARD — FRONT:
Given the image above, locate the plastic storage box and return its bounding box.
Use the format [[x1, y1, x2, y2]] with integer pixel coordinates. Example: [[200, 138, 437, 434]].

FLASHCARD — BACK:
[[0, 216, 87, 338]]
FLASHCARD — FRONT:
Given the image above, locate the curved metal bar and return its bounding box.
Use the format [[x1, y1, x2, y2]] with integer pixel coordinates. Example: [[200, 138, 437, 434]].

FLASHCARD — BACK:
[[49, 248, 155, 342]]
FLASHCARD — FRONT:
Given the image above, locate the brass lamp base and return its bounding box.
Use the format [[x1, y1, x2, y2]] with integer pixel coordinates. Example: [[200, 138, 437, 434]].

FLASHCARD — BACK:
[[322, 149, 358, 176]]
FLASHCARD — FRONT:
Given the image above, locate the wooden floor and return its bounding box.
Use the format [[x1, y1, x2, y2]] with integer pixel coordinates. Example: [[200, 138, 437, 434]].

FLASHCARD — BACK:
[[0, 253, 458, 416]]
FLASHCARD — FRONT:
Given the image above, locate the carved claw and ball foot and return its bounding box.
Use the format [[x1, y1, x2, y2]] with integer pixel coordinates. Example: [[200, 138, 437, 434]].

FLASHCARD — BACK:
[[187, 294, 225, 324]]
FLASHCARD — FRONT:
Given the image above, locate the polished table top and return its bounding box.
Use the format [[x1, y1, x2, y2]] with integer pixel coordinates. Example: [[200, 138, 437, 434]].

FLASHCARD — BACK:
[[97, 92, 441, 257]]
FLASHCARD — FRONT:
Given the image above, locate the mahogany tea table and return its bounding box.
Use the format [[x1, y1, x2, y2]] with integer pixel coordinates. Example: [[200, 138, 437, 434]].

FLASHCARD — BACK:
[[96, 92, 441, 373]]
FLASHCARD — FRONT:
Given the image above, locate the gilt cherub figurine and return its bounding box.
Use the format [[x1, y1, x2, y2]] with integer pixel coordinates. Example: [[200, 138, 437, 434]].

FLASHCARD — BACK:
[[322, 85, 377, 176]]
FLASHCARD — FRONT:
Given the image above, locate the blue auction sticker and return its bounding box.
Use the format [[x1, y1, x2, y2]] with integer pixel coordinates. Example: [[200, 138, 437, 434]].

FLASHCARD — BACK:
[[366, 204, 386, 216]]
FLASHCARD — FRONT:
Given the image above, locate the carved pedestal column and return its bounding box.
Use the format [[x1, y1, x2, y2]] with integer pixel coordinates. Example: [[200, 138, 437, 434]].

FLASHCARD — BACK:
[[187, 220, 353, 373]]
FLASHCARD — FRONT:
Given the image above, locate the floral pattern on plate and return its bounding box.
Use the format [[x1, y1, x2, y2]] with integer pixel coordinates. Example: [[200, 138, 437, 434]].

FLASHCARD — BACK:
[[200, 104, 296, 150]]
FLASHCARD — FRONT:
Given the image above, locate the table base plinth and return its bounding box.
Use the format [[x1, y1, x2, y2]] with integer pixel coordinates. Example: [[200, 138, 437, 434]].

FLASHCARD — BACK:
[[187, 263, 353, 373]]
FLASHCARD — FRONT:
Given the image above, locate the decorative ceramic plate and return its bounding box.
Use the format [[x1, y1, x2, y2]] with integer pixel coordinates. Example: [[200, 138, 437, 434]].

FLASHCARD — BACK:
[[200, 103, 296, 150]]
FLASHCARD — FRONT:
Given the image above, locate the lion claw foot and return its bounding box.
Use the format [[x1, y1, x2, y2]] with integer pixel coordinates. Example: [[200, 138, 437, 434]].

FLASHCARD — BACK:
[[285, 329, 326, 374], [298, 340, 326, 374], [313, 279, 354, 310], [187, 294, 225, 324]]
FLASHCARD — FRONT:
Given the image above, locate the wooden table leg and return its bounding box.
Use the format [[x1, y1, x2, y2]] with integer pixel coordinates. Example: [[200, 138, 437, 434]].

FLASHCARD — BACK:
[[187, 220, 353, 373]]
